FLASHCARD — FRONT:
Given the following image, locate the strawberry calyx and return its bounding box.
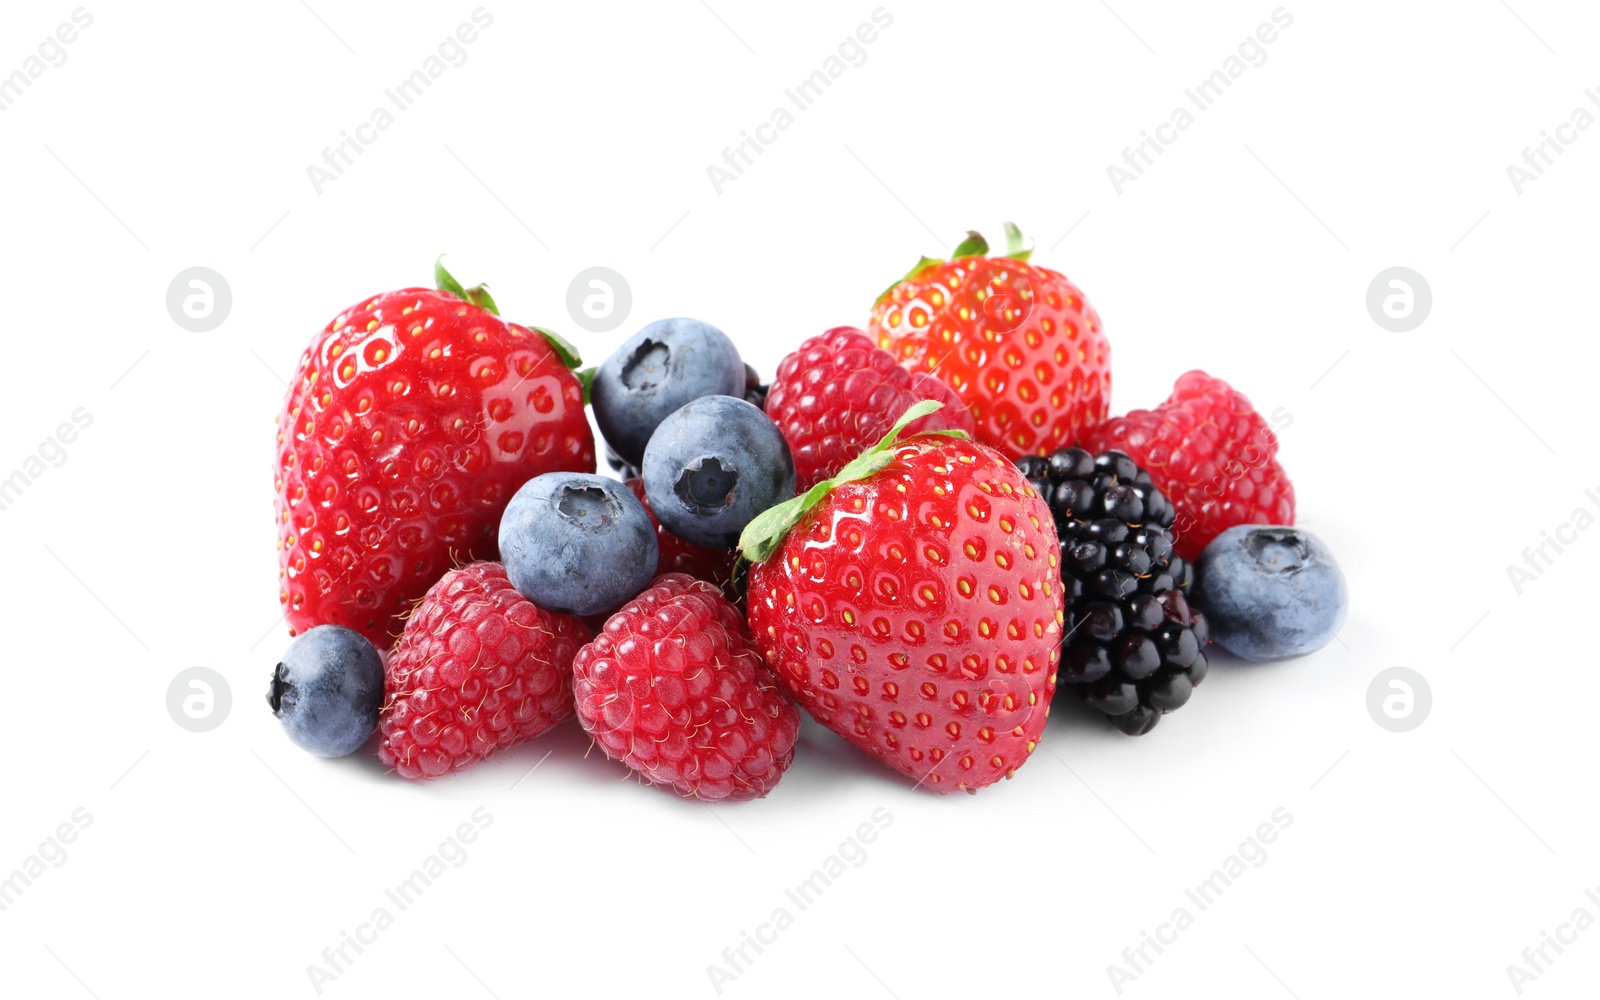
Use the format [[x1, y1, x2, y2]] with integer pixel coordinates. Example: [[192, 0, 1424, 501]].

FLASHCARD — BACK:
[[874, 255, 944, 305], [738, 399, 968, 564], [950, 231, 989, 258], [434, 255, 501, 315], [1002, 221, 1034, 261], [575, 366, 596, 404], [434, 255, 584, 370], [530, 325, 584, 370], [873, 222, 1034, 306]]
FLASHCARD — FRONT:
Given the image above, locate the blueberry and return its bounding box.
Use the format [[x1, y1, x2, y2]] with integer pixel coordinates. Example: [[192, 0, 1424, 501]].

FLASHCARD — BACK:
[[499, 472, 658, 616], [641, 395, 795, 550], [1195, 526, 1347, 661], [267, 625, 384, 757], [591, 318, 745, 467]]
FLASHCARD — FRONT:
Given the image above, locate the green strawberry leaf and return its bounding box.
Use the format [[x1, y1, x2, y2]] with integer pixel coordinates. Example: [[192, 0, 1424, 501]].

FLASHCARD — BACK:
[[737, 400, 967, 564], [576, 366, 596, 404], [463, 283, 500, 314], [434, 256, 500, 315], [435, 255, 468, 298], [951, 231, 989, 258], [874, 255, 946, 306], [437, 256, 580, 367], [532, 326, 583, 370], [1002, 221, 1033, 262]]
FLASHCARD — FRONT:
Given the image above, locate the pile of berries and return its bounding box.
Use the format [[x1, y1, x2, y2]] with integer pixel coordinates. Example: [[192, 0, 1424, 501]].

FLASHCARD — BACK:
[[267, 233, 1346, 799]]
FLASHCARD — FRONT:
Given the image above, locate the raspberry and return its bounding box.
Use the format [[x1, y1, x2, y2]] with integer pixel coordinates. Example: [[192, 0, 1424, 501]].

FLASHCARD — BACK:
[[573, 573, 800, 801], [765, 326, 974, 491], [1018, 448, 1208, 735], [1079, 370, 1294, 561], [378, 562, 590, 779]]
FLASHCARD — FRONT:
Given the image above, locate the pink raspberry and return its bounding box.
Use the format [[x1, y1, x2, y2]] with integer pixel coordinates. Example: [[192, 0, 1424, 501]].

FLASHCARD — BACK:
[[378, 562, 589, 779], [573, 574, 800, 801]]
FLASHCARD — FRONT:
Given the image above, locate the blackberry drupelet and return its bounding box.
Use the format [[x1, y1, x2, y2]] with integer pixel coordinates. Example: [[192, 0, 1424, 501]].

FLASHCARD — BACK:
[[742, 362, 769, 410], [1016, 447, 1209, 736], [605, 444, 640, 481]]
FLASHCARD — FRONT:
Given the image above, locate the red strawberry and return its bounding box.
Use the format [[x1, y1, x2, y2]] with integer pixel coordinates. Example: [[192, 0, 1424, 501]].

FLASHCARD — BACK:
[[1079, 370, 1294, 561], [765, 326, 975, 491], [742, 402, 1062, 793], [378, 561, 590, 779], [623, 478, 738, 596], [871, 224, 1110, 459], [572, 573, 800, 801], [275, 260, 595, 646]]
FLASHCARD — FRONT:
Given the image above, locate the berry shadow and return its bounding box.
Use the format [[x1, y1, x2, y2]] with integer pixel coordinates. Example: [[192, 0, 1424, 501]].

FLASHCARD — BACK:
[[497, 717, 630, 788], [1042, 688, 1132, 744], [764, 717, 915, 804]]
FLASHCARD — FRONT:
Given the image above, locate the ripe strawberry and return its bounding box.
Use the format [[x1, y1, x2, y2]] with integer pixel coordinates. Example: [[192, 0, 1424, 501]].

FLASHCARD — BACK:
[[870, 224, 1110, 460], [572, 573, 800, 801], [765, 326, 975, 491], [623, 478, 738, 596], [275, 260, 595, 646], [743, 402, 1062, 793], [378, 561, 590, 779], [1079, 370, 1294, 561]]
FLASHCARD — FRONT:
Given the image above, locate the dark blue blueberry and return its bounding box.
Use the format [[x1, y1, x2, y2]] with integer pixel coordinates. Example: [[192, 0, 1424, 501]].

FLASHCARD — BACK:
[[641, 395, 795, 550], [590, 318, 745, 467], [1196, 525, 1347, 661], [268, 626, 384, 757], [499, 472, 658, 616]]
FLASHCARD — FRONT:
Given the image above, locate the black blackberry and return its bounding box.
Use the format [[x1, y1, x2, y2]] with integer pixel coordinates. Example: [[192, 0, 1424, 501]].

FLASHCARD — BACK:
[[742, 362, 769, 410], [1016, 447, 1209, 736], [605, 444, 640, 481]]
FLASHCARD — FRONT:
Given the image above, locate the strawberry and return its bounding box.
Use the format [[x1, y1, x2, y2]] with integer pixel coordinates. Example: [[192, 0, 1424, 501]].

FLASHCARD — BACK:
[[870, 223, 1110, 459], [742, 402, 1063, 793], [275, 260, 595, 646], [765, 326, 975, 492]]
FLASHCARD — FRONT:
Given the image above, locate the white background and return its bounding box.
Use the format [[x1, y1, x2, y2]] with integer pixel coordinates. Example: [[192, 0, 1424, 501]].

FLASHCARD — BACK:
[[1, 1, 1595, 997]]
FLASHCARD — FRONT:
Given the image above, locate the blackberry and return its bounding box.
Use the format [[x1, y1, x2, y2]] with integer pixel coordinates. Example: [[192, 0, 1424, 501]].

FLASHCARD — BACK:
[[1016, 448, 1209, 736], [605, 444, 640, 482], [742, 362, 769, 410]]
